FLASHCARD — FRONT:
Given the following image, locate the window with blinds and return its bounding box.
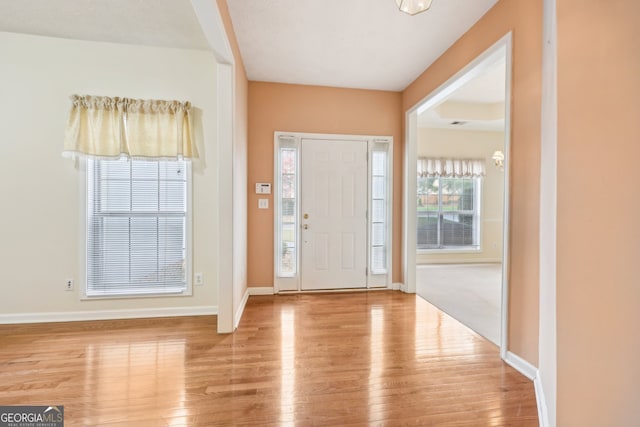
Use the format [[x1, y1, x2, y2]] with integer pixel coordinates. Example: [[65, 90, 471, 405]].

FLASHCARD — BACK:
[[417, 176, 481, 250], [86, 158, 190, 297]]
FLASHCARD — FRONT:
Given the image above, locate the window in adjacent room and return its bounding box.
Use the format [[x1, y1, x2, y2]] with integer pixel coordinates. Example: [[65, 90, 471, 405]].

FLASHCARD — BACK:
[[416, 158, 484, 251]]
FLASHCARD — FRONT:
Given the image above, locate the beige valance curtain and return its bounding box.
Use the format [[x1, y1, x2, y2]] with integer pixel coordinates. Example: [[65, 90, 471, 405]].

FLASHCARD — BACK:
[[63, 95, 197, 159], [417, 157, 486, 178]]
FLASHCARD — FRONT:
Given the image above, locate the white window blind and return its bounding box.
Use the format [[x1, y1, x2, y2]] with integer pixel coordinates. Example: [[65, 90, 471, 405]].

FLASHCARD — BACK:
[[417, 176, 481, 250], [86, 158, 189, 296]]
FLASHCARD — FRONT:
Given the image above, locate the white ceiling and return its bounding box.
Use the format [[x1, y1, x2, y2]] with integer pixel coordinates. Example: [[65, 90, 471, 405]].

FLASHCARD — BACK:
[[0, 0, 210, 50], [448, 57, 506, 104], [418, 56, 506, 131], [226, 0, 499, 91], [0, 0, 499, 92]]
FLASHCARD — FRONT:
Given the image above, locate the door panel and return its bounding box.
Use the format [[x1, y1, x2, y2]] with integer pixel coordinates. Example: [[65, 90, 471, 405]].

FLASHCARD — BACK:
[[300, 139, 367, 290]]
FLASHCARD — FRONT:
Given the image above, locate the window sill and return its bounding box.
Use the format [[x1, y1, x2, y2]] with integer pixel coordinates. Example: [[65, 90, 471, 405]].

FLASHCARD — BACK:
[[81, 289, 192, 300], [417, 248, 482, 255]]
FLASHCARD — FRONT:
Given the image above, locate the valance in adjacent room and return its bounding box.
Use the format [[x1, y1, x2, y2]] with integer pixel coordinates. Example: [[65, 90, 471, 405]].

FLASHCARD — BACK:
[[417, 157, 486, 178], [62, 95, 197, 160]]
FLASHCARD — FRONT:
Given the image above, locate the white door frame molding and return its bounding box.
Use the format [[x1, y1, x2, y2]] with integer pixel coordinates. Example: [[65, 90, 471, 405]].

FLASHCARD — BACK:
[[191, 0, 237, 334], [402, 33, 513, 357], [537, 0, 558, 424]]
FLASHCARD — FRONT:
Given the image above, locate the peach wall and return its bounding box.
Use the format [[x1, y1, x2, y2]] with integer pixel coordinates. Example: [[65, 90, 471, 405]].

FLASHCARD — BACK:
[[557, 0, 640, 425], [247, 82, 403, 285], [403, 0, 543, 365]]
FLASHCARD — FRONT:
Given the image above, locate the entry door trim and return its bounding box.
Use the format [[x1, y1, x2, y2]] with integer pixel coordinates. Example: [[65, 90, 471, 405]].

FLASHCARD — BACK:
[[273, 132, 393, 292]]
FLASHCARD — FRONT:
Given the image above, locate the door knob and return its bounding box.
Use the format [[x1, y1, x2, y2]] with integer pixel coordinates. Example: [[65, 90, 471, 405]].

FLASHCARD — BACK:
[[303, 224, 309, 230]]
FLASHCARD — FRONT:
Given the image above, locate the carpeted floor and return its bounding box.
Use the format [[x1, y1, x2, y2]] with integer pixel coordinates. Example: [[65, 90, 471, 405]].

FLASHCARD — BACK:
[[416, 263, 502, 345]]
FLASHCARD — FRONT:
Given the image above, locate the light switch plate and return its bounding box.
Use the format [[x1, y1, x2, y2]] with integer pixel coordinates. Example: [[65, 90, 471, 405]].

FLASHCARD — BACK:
[[258, 199, 269, 209]]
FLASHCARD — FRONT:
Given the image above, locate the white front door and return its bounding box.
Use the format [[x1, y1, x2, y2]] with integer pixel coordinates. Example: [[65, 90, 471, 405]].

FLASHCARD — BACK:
[[300, 138, 368, 290]]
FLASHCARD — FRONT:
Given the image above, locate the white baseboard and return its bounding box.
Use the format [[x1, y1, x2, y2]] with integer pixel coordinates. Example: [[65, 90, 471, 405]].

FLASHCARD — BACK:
[[504, 351, 549, 426], [248, 286, 275, 295], [250, 286, 402, 294], [234, 288, 250, 330], [0, 305, 218, 324], [504, 351, 537, 380], [415, 258, 502, 265], [534, 372, 550, 427]]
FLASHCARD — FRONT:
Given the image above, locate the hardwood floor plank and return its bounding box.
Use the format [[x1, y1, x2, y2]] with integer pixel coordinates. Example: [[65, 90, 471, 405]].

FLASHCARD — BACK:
[[0, 291, 538, 425]]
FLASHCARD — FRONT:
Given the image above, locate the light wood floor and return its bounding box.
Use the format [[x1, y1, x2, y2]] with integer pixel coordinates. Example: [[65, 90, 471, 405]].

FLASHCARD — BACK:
[[0, 292, 538, 426]]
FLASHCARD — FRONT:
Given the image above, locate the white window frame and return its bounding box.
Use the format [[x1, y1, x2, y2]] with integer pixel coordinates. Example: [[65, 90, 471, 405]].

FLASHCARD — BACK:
[[416, 176, 482, 252], [367, 140, 393, 288], [274, 135, 300, 291], [273, 132, 393, 291], [79, 157, 193, 300]]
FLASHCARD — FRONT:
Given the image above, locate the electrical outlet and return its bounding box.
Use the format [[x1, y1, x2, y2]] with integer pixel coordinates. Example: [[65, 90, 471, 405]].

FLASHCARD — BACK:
[[65, 279, 74, 291], [194, 273, 204, 286]]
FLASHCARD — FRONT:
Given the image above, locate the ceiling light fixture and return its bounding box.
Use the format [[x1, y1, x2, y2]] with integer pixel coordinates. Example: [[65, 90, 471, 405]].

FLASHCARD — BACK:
[[396, 0, 434, 16]]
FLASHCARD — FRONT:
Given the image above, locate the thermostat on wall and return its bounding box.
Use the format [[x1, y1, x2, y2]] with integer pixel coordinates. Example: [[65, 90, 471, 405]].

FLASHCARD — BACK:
[[255, 183, 271, 194]]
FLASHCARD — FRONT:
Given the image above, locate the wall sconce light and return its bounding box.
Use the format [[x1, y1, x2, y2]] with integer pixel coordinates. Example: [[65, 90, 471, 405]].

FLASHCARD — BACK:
[[396, 0, 433, 15], [492, 150, 505, 170]]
